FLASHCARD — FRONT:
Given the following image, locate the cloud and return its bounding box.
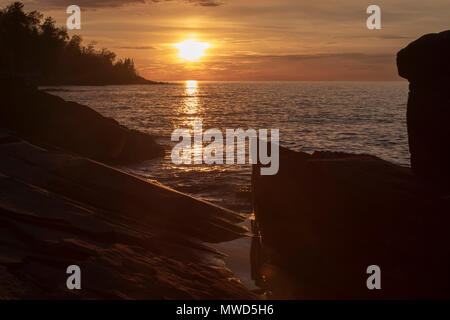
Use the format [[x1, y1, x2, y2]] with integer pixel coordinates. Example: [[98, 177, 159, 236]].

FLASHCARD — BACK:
[[11, 0, 224, 9], [222, 52, 394, 64], [141, 52, 400, 81], [376, 34, 414, 40], [117, 45, 156, 49], [154, 0, 224, 7], [189, 0, 223, 7], [25, 0, 145, 9], [227, 53, 399, 81]]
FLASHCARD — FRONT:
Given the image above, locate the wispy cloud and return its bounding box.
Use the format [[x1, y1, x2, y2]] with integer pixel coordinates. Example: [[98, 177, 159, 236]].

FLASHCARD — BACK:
[[117, 45, 156, 50], [10, 0, 225, 9], [140, 52, 400, 81], [188, 0, 223, 7]]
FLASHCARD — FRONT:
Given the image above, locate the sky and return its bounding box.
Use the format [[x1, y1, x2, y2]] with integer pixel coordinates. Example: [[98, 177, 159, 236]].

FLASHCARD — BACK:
[[3, 0, 449, 81]]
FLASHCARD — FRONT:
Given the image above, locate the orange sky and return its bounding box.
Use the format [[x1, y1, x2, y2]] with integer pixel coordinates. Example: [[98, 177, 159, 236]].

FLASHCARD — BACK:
[[5, 0, 450, 81]]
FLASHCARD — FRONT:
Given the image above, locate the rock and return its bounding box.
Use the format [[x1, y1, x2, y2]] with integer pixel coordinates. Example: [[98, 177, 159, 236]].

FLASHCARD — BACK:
[[251, 147, 450, 299], [397, 30, 450, 189], [397, 31, 450, 82], [0, 76, 164, 164], [0, 130, 254, 299]]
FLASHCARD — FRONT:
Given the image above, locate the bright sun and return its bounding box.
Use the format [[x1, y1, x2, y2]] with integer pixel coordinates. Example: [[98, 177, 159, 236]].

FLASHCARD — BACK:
[[174, 39, 210, 61]]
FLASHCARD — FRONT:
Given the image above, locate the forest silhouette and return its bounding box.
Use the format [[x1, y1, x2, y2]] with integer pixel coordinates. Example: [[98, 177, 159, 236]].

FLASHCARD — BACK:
[[0, 2, 157, 85]]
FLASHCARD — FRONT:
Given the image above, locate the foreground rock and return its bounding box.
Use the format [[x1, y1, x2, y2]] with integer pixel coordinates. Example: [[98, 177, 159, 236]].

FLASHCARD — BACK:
[[0, 130, 254, 299], [397, 30, 450, 189], [252, 147, 450, 299], [0, 77, 163, 164]]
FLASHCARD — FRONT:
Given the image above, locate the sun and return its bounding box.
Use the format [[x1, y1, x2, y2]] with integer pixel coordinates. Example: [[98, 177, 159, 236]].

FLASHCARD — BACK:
[[174, 39, 210, 61]]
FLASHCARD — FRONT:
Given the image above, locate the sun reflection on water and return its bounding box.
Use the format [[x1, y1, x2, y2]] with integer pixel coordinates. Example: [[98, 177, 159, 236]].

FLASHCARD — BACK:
[[179, 80, 203, 163], [181, 80, 200, 115]]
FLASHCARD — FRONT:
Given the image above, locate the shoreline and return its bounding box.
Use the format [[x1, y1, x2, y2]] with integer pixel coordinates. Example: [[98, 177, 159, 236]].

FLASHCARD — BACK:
[[0, 77, 259, 298], [251, 147, 450, 299], [39, 80, 171, 87], [0, 128, 256, 299]]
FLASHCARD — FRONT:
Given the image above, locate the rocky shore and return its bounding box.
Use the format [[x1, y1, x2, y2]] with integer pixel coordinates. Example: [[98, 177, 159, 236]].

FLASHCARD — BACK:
[[252, 148, 450, 299], [0, 79, 255, 299], [0, 129, 255, 299], [251, 31, 450, 299], [0, 77, 164, 164]]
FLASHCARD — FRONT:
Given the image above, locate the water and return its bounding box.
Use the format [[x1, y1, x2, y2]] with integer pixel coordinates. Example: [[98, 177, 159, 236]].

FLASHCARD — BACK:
[[42, 81, 410, 290], [43, 81, 409, 212]]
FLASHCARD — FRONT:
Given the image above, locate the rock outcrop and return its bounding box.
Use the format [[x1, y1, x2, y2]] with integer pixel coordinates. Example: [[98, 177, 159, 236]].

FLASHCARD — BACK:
[[0, 76, 164, 164], [0, 130, 254, 299], [397, 30, 450, 189], [252, 147, 450, 299]]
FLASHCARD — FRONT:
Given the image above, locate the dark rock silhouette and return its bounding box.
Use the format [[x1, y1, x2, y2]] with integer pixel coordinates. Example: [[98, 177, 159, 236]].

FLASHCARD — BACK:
[[252, 148, 450, 299], [0, 76, 164, 164], [397, 30, 450, 190]]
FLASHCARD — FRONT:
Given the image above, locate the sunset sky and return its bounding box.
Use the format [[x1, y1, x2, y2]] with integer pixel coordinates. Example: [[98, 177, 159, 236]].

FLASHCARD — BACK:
[[5, 0, 449, 81]]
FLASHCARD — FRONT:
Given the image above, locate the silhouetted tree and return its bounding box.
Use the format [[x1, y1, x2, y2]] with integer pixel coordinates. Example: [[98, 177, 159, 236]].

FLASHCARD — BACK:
[[0, 2, 151, 85]]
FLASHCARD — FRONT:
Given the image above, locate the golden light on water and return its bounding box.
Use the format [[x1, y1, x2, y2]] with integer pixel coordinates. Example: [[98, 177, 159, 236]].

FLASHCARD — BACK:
[[182, 80, 200, 115], [174, 39, 210, 61], [180, 80, 203, 164]]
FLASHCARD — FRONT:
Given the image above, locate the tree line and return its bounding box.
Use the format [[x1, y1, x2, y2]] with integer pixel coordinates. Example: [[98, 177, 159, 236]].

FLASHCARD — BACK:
[[0, 2, 153, 85]]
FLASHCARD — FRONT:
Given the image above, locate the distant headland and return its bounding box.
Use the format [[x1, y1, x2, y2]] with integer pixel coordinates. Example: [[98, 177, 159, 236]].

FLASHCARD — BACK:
[[0, 2, 165, 86]]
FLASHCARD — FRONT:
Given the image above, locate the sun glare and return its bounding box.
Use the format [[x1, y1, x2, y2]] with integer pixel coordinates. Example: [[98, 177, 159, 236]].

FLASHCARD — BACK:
[[174, 39, 210, 61], [186, 80, 198, 88]]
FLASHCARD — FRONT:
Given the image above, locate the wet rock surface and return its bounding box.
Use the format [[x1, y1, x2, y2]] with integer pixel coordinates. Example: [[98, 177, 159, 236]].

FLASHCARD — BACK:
[[0, 131, 254, 299]]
